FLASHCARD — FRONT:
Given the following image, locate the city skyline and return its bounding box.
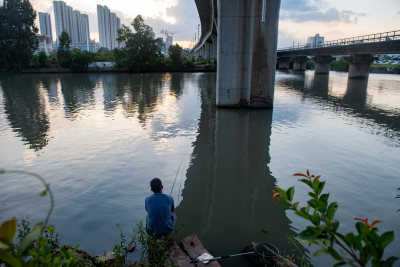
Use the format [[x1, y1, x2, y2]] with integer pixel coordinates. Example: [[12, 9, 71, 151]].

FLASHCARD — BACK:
[[29, 0, 400, 48], [53, 1, 90, 46]]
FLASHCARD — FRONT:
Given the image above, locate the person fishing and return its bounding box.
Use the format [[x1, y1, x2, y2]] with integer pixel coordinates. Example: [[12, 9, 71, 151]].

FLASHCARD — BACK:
[[145, 178, 176, 238]]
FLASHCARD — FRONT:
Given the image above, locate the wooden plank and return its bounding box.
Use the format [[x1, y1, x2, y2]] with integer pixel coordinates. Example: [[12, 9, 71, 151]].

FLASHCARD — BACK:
[[166, 241, 192, 267], [181, 235, 220, 267]]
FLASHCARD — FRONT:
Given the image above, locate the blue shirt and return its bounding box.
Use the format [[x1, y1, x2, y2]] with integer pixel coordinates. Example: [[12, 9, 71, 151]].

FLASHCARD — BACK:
[[145, 193, 175, 236]]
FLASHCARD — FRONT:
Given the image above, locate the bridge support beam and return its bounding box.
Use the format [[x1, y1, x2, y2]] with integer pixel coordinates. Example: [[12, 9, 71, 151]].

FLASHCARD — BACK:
[[216, 0, 281, 108], [211, 34, 217, 60], [347, 54, 374, 79], [293, 56, 307, 71], [277, 57, 290, 69], [314, 55, 333, 74]]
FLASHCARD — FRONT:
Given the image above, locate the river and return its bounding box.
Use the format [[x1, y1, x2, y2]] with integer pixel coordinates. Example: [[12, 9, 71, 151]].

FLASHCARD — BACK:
[[0, 71, 399, 266]]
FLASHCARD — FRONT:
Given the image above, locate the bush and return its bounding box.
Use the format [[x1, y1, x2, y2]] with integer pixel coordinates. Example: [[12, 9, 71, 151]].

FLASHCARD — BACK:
[[273, 170, 398, 267], [331, 57, 349, 72], [38, 51, 49, 68]]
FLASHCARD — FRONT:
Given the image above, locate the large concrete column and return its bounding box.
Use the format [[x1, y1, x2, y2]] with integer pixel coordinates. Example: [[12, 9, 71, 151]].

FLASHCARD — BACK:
[[211, 34, 217, 60], [314, 55, 333, 74], [293, 56, 307, 71], [216, 0, 281, 108], [347, 54, 374, 79], [277, 57, 290, 69]]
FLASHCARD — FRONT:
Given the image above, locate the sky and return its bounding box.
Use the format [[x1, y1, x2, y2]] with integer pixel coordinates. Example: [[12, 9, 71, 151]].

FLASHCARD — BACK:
[[28, 0, 400, 48]]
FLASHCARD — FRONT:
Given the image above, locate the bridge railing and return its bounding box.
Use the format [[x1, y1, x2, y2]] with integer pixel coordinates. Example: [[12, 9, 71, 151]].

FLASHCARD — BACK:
[[278, 30, 400, 52]]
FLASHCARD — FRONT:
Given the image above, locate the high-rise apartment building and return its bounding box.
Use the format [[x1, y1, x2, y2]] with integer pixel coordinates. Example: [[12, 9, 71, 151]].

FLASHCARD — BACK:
[[307, 33, 324, 48], [97, 5, 121, 50], [38, 12, 53, 41], [53, 1, 90, 46]]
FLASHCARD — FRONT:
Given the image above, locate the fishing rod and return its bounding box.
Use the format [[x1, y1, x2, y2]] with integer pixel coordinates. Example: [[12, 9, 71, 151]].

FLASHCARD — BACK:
[[170, 157, 184, 196], [189, 242, 281, 264]]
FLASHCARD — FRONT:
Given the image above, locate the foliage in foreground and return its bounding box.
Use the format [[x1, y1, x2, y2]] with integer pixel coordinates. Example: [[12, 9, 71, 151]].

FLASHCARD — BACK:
[[0, 169, 176, 266], [272, 170, 398, 267]]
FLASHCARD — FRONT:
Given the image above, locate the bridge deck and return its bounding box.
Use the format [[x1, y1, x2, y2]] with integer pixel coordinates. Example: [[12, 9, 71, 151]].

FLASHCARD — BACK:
[[278, 40, 400, 57]]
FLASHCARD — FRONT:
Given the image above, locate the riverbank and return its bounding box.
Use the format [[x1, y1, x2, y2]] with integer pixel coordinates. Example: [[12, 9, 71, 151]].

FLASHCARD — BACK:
[[19, 64, 215, 74]]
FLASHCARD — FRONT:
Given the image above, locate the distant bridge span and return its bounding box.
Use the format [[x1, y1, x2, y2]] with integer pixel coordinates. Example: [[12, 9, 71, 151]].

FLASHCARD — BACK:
[[276, 30, 400, 77]]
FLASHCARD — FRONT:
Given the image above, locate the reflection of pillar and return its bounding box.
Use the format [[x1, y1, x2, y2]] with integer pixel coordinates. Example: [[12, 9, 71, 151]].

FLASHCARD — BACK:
[[344, 78, 368, 105], [277, 56, 290, 69], [211, 34, 217, 60], [216, 0, 280, 108], [311, 74, 329, 98], [293, 56, 307, 71], [347, 54, 374, 79], [314, 55, 333, 74], [176, 107, 297, 262]]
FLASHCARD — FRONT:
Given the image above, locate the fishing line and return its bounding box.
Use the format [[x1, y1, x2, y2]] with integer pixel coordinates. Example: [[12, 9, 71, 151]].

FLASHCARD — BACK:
[[177, 160, 185, 203], [170, 157, 184, 196]]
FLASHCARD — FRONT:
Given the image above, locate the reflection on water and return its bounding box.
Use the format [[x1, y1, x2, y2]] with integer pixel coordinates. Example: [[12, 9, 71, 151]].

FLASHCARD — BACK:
[[278, 71, 400, 143], [0, 75, 49, 151], [0, 72, 399, 265], [176, 74, 300, 266]]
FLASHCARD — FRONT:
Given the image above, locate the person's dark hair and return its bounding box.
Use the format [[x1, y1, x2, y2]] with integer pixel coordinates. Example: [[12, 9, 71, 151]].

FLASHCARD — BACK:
[[150, 178, 163, 193]]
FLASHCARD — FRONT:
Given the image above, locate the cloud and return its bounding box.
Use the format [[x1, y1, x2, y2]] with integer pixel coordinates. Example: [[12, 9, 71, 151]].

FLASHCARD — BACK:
[[280, 0, 365, 24]]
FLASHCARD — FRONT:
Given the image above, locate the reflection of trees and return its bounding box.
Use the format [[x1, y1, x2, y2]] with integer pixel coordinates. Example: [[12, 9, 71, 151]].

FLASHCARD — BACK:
[[279, 74, 400, 141], [176, 74, 303, 265], [169, 73, 184, 98], [59, 74, 97, 119], [0, 75, 49, 151]]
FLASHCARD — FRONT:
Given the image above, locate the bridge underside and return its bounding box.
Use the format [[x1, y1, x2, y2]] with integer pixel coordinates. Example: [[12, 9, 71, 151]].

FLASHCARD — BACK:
[[191, 0, 281, 108]]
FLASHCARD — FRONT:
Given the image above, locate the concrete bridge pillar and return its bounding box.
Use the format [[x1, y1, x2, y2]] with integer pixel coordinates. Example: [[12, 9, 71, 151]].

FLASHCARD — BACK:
[[347, 54, 374, 79], [277, 57, 290, 69], [293, 56, 307, 71], [211, 34, 217, 60], [314, 55, 333, 74], [216, 0, 281, 108]]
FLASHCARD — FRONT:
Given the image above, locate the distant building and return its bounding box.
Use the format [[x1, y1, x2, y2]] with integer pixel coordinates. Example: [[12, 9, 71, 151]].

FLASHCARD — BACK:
[[307, 33, 324, 48], [53, 1, 90, 46], [38, 12, 53, 42], [72, 40, 98, 52], [35, 35, 53, 55], [166, 35, 173, 52], [97, 5, 121, 50]]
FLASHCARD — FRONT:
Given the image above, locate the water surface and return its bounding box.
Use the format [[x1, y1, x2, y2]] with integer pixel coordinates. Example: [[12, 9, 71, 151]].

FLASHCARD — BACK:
[[0, 71, 399, 266]]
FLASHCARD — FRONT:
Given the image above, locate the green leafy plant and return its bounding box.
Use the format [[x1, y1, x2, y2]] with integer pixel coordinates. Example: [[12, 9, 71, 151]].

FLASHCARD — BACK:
[[272, 170, 398, 267], [112, 224, 136, 267]]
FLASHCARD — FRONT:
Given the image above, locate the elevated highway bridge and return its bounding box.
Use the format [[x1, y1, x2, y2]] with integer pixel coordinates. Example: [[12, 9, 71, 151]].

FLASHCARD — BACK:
[[276, 30, 400, 78]]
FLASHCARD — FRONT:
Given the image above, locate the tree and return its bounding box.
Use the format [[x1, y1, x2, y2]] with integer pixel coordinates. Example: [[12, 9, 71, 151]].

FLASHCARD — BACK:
[[0, 0, 38, 71], [168, 44, 184, 70], [116, 15, 163, 72], [37, 51, 49, 67], [57, 31, 72, 67]]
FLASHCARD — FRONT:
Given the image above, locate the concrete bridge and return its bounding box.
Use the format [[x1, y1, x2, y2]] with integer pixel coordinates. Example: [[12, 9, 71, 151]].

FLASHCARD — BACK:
[[190, 1, 399, 108], [189, 0, 281, 108], [277, 30, 400, 78]]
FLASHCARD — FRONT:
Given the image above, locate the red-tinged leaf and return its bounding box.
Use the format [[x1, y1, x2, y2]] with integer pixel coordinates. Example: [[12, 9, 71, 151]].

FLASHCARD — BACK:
[[370, 220, 383, 229], [293, 173, 306, 177], [306, 169, 310, 177], [261, 229, 268, 234], [354, 217, 368, 224]]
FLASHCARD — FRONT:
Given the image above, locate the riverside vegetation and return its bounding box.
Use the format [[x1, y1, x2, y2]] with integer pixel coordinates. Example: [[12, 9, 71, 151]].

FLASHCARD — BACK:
[[1, 169, 398, 266], [272, 170, 398, 267], [0, 0, 214, 73]]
